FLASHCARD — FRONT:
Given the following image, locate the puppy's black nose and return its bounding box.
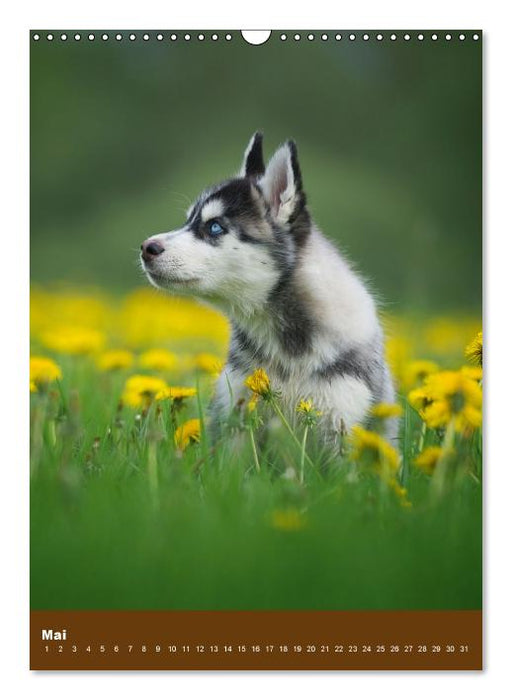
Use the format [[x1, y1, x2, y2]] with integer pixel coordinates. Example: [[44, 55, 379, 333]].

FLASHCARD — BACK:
[[141, 239, 165, 261]]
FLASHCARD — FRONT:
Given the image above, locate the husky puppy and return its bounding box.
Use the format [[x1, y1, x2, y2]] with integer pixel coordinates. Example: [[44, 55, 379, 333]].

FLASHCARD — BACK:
[[141, 133, 396, 443]]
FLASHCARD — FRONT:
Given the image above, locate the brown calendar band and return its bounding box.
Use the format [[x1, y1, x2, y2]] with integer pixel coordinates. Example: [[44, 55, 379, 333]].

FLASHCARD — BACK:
[[31, 609, 482, 671]]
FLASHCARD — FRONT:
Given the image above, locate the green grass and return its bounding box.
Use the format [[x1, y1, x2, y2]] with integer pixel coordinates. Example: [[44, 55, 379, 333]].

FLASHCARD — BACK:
[[30, 358, 482, 611]]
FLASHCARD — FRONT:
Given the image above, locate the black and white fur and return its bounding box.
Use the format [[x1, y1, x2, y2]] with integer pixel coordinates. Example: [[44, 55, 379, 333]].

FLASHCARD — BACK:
[[141, 133, 396, 443]]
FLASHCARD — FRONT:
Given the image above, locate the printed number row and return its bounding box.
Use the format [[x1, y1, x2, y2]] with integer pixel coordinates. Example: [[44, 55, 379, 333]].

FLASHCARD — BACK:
[[44, 643, 471, 654]]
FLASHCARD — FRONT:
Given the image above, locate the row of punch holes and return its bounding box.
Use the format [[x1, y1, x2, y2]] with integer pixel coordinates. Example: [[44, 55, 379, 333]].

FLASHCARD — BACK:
[[32, 31, 480, 43]]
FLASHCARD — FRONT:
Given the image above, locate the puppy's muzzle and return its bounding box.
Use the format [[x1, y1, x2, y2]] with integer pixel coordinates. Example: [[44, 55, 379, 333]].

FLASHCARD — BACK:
[[141, 239, 165, 263]]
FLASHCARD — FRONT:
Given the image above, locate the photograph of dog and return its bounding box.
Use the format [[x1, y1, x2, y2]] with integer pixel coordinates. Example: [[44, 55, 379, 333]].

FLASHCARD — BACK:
[[141, 133, 396, 443], [30, 33, 481, 616]]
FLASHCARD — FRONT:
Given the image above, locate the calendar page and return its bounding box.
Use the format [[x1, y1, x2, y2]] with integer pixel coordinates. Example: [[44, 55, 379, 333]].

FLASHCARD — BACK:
[[30, 29, 482, 671]]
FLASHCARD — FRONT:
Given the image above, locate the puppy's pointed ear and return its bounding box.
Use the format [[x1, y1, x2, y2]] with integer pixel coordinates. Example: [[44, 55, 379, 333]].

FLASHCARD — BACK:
[[259, 140, 305, 224], [240, 131, 265, 179]]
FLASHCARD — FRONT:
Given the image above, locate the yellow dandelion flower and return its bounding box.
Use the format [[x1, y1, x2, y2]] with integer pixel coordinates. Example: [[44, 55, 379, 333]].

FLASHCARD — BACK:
[[121, 374, 169, 408], [386, 336, 413, 384], [41, 325, 105, 355], [296, 398, 322, 426], [414, 446, 451, 476], [350, 427, 410, 506], [424, 318, 480, 355], [247, 394, 260, 413], [421, 370, 482, 433], [461, 365, 483, 382], [349, 426, 400, 474], [371, 402, 403, 419], [465, 331, 483, 367], [139, 348, 178, 372], [270, 508, 306, 532], [245, 368, 271, 398], [401, 360, 439, 391], [389, 480, 412, 509], [96, 349, 134, 372], [30, 288, 111, 338], [174, 418, 201, 450], [296, 399, 322, 415], [297, 399, 313, 414], [408, 386, 434, 417], [118, 288, 229, 349], [30, 356, 62, 389], [195, 352, 224, 375], [156, 386, 197, 401]]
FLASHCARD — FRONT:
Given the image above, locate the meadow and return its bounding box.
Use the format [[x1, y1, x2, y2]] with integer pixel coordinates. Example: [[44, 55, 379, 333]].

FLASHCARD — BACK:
[[30, 286, 482, 611]]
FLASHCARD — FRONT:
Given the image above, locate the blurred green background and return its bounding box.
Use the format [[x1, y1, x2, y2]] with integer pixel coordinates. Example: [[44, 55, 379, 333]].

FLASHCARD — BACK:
[[30, 32, 481, 312]]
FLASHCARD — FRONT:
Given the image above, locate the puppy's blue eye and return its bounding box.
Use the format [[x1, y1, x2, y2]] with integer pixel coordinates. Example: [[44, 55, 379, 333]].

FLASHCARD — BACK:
[[209, 221, 224, 236]]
